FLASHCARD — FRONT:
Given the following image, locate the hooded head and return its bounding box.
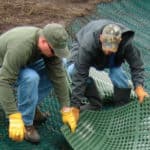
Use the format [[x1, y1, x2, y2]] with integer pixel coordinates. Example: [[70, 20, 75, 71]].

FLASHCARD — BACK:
[[101, 24, 122, 52]]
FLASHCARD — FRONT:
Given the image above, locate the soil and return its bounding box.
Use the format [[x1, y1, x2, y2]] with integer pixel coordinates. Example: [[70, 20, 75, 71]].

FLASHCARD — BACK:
[[0, 0, 112, 33]]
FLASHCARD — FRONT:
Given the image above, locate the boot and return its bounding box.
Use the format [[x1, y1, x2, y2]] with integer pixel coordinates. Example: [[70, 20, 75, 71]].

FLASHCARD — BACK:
[[82, 77, 102, 111], [25, 125, 40, 143], [33, 107, 50, 125], [113, 86, 131, 106], [80, 100, 102, 112]]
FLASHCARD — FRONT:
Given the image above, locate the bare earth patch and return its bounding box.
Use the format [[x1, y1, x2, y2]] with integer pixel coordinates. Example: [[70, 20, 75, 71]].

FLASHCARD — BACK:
[[0, 0, 111, 32]]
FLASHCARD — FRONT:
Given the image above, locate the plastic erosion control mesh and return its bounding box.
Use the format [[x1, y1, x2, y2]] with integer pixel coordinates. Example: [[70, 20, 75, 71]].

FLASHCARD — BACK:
[[0, 0, 150, 149], [61, 98, 150, 150], [0, 91, 72, 150], [62, 0, 150, 149]]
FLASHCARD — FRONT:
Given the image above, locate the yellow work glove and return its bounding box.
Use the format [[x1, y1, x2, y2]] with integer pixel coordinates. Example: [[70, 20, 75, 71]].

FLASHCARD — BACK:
[[9, 112, 25, 142], [61, 107, 80, 133], [135, 85, 149, 103]]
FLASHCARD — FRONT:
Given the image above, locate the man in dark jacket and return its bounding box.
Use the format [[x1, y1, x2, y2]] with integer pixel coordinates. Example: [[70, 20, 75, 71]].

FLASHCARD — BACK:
[[0, 23, 72, 143], [61, 19, 149, 133]]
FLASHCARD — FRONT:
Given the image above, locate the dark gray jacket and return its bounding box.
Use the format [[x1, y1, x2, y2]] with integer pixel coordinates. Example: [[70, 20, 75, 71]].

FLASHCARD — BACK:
[[68, 19, 144, 108]]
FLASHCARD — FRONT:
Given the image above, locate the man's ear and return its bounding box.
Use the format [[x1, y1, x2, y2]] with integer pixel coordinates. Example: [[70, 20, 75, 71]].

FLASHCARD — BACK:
[[39, 36, 47, 44], [99, 34, 103, 42], [38, 36, 47, 49]]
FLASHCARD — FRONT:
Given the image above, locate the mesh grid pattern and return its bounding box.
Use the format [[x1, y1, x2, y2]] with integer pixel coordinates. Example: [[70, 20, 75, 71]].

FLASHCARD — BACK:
[[0, 93, 72, 150], [1, 0, 150, 149], [62, 0, 150, 149], [61, 99, 150, 150]]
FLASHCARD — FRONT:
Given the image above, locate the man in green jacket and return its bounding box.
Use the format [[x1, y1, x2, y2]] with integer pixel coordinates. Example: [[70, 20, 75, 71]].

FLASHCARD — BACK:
[[0, 23, 71, 143]]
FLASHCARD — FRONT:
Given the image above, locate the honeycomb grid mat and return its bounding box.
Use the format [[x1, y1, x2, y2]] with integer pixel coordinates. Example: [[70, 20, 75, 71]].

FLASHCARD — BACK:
[[89, 67, 136, 101]]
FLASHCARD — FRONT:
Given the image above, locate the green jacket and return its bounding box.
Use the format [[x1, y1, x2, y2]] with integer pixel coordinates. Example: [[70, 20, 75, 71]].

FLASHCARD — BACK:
[[0, 26, 70, 116]]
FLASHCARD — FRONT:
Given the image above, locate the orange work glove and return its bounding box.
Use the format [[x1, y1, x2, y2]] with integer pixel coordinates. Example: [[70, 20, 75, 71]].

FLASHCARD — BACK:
[[135, 85, 149, 103], [9, 112, 25, 141], [61, 107, 80, 133]]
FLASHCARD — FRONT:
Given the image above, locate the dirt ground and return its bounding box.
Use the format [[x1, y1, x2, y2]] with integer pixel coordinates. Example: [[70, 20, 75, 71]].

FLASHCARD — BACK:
[[0, 0, 111, 33]]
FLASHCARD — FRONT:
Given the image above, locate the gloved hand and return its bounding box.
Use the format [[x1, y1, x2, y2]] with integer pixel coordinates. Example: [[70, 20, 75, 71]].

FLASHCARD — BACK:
[[9, 112, 25, 141], [61, 107, 80, 133], [135, 85, 149, 103]]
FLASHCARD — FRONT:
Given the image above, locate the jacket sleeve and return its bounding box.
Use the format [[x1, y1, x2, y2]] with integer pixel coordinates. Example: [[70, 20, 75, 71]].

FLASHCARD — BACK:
[[44, 57, 70, 108], [71, 46, 92, 108], [0, 45, 32, 116], [124, 43, 145, 88]]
